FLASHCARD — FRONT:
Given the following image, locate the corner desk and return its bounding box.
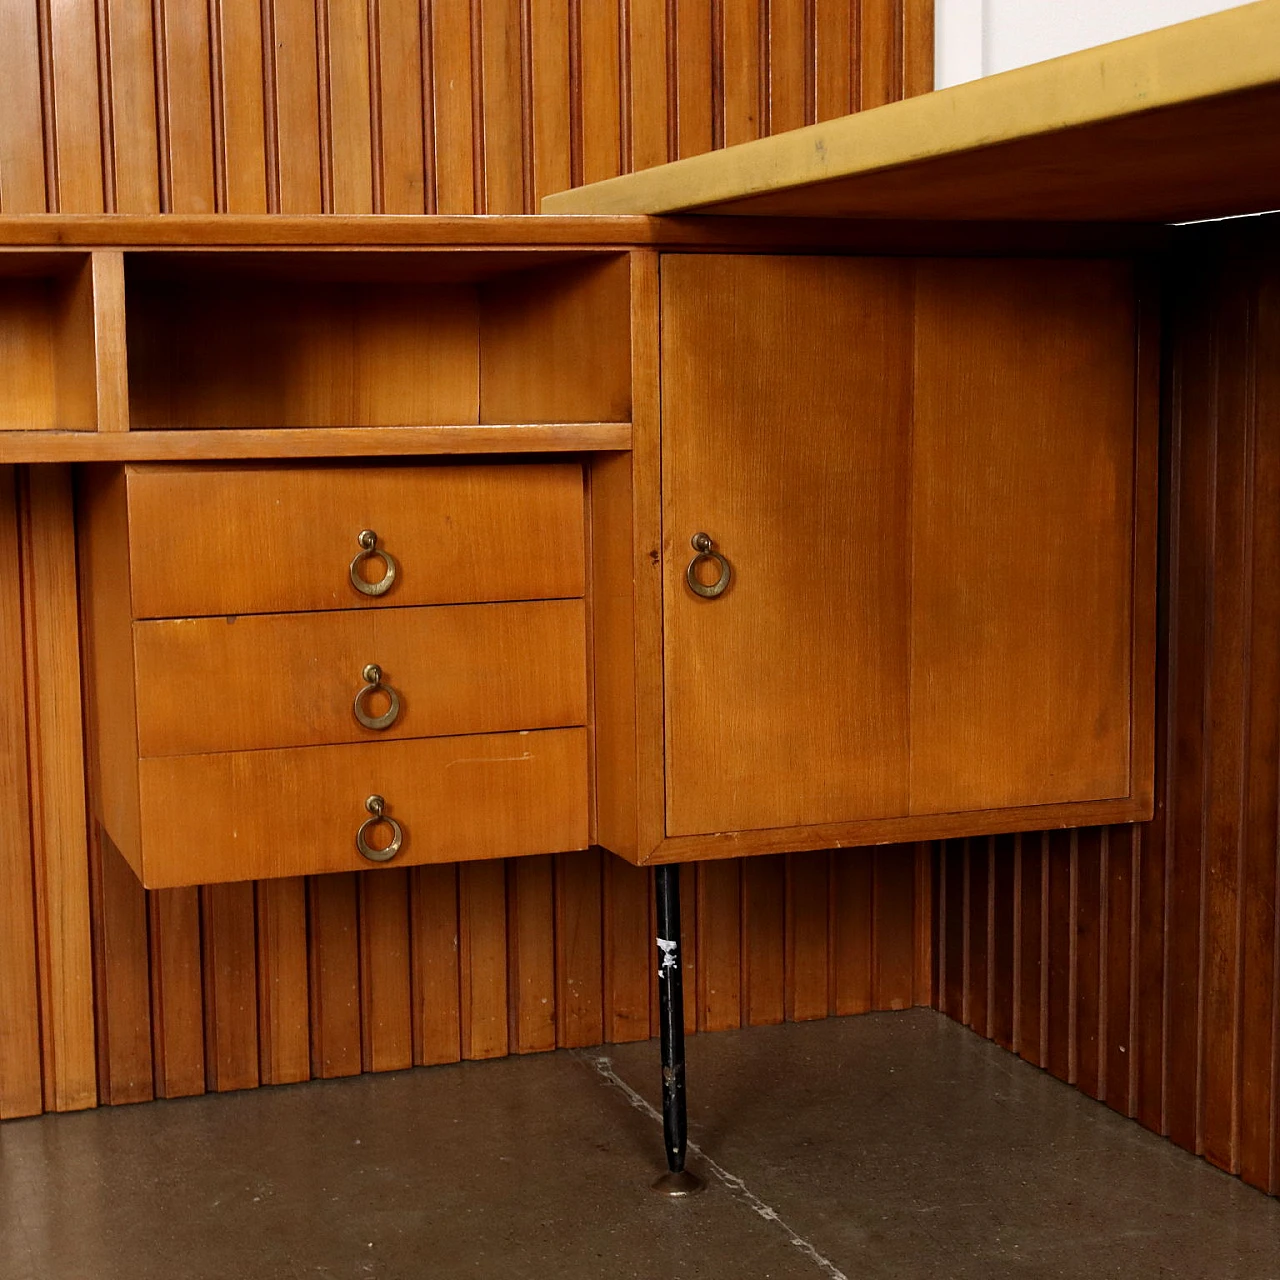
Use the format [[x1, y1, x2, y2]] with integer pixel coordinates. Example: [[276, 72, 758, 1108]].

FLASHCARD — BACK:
[[8, 0, 1279, 1189]]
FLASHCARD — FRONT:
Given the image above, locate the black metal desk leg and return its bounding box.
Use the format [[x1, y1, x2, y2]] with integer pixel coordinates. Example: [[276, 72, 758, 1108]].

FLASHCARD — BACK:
[[651, 864, 705, 1195]]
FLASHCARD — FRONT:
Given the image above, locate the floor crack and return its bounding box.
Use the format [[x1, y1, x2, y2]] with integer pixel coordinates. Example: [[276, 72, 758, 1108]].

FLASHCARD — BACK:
[[581, 1052, 850, 1280]]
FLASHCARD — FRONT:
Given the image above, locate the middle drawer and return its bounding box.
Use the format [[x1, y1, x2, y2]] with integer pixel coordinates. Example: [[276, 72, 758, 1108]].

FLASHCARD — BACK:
[[134, 598, 587, 757]]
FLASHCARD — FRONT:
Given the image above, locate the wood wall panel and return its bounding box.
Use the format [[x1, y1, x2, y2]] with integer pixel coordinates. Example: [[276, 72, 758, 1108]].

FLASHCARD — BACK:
[[255, 876, 310, 1084], [19, 468, 96, 1112], [0, 468, 42, 1118], [0, 4, 47, 213], [935, 226, 1280, 1199], [0, 0, 933, 1123]]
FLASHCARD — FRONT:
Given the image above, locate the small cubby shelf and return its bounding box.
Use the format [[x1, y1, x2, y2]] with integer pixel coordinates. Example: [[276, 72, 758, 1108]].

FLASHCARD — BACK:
[[124, 250, 633, 432], [0, 253, 99, 432]]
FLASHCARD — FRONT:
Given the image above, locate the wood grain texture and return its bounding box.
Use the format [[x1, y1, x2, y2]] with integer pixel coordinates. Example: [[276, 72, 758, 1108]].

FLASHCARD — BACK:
[[308, 873, 362, 1077], [589, 251, 665, 863], [507, 855, 557, 1053], [427, 0, 477, 214], [555, 849, 605, 1046], [579, 0, 621, 184], [149, 887, 205, 1096], [0, 214, 1147, 251], [256, 876, 311, 1084], [936, 223, 1280, 1199], [128, 279, 480, 429], [602, 857, 650, 1042], [0, 263, 98, 432], [46, 0, 105, 212], [50, 258, 98, 431], [0, 468, 42, 1117], [19, 467, 96, 1111], [872, 848, 916, 1011], [411, 863, 463, 1065], [696, 860, 741, 1031], [813, 0, 854, 123], [156, 0, 216, 213], [0, 423, 632, 465], [479, 256, 633, 425], [767, 0, 806, 132], [77, 466, 143, 878], [530, 0, 572, 205], [0, 2, 48, 213], [785, 851, 831, 1022], [370, 0, 427, 214], [661, 254, 912, 836], [133, 599, 587, 756], [359, 868, 414, 1071], [266, 0, 323, 213], [478, 0, 525, 213], [76, 466, 153, 1106], [626, 0, 670, 171], [674, 0, 713, 160], [212, 0, 269, 214], [87, 827, 153, 1104], [460, 860, 509, 1058], [91, 253, 129, 432], [743, 855, 786, 1024], [124, 462, 585, 618], [321, 0, 375, 213], [136, 729, 590, 887], [911, 259, 1139, 814], [0, 0, 933, 1136], [201, 881, 260, 1090], [4, 0, 928, 220], [719, 0, 762, 147], [0, 279, 60, 430]]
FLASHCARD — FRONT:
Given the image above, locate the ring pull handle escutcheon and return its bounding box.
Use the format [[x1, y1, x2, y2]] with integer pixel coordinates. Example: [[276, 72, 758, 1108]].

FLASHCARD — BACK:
[[685, 532, 731, 599], [349, 529, 397, 597], [356, 794, 403, 863], [353, 663, 401, 730]]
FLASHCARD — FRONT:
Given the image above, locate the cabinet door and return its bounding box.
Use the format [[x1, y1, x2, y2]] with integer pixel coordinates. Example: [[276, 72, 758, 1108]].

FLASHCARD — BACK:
[[661, 256, 914, 837], [910, 259, 1138, 813]]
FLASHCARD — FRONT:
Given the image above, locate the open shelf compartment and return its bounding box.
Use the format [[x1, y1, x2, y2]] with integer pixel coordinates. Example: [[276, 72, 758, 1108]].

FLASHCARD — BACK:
[[124, 250, 633, 431], [0, 253, 101, 432]]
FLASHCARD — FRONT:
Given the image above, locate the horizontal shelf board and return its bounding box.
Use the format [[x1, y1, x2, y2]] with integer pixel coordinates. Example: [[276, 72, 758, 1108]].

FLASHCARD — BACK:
[[635, 795, 1152, 865], [0, 217, 1171, 254], [0, 423, 631, 463], [542, 1, 1280, 223], [0, 215, 657, 248]]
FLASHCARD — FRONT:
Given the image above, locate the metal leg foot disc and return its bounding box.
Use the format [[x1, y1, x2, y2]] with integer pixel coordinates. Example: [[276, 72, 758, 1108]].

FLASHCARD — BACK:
[[650, 1169, 706, 1196]]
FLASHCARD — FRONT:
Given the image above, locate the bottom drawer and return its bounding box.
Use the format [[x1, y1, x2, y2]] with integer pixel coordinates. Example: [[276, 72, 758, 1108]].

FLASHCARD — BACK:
[[136, 728, 588, 887]]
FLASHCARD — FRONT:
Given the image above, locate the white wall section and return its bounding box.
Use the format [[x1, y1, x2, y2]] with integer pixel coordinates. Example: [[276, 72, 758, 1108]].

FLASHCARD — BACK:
[[935, 0, 1257, 88]]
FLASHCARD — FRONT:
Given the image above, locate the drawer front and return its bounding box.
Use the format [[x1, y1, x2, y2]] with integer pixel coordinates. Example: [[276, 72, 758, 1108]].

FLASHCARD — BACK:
[[137, 728, 588, 887], [133, 599, 587, 756], [125, 462, 585, 619]]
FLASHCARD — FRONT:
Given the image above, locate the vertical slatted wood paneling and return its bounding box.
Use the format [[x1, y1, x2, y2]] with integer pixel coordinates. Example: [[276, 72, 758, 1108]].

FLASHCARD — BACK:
[[0, 468, 42, 1118], [0, 0, 933, 1123], [934, 227, 1280, 1199]]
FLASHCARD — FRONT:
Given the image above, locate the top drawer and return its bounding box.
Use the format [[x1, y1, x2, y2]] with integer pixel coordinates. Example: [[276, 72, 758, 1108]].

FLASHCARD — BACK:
[[123, 462, 585, 619]]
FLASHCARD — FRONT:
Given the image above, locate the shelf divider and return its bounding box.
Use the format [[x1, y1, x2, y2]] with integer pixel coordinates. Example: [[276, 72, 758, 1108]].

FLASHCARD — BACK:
[[0, 422, 633, 464]]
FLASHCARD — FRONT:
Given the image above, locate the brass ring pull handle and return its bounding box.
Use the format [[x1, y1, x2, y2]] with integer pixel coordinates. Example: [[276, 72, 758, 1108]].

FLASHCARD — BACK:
[[353, 664, 401, 731], [349, 530, 398, 597], [686, 532, 731, 599], [356, 795, 403, 863]]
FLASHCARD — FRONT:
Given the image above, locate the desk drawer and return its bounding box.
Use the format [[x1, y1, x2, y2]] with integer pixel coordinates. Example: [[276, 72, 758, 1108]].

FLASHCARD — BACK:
[[136, 728, 589, 888], [124, 461, 585, 619], [133, 599, 587, 756]]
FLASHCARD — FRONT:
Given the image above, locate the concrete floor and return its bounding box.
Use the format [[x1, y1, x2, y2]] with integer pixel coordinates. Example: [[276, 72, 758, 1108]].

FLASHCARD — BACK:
[[2, 1011, 1278, 1279]]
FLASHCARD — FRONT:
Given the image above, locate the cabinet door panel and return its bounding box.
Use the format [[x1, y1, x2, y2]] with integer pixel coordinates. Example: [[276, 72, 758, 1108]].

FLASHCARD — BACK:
[[910, 259, 1137, 814], [662, 256, 913, 837]]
